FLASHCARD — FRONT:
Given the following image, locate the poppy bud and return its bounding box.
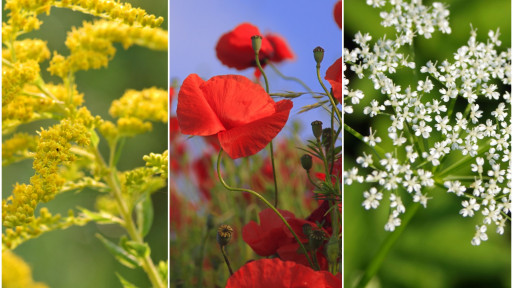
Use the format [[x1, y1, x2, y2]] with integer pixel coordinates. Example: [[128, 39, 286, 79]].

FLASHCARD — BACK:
[[301, 154, 313, 171], [326, 236, 341, 264], [251, 35, 263, 54], [313, 46, 325, 64], [309, 228, 327, 250], [311, 120, 323, 140], [217, 224, 234, 247]]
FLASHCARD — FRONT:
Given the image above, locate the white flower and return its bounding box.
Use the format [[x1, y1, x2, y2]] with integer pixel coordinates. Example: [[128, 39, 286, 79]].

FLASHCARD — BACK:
[[363, 187, 383, 210], [471, 225, 488, 246], [460, 198, 480, 217], [384, 210, 401, 231]]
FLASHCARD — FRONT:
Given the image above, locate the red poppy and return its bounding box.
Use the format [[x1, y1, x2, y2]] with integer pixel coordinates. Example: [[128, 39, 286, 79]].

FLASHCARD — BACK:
[[242, 208, 296, 256], [216, 23, 294, 71], [177, 74, 293, 159], [334, 1, 342, 30], [226, 258, 341, 288], [216, 23, 274, 70], [266, 33, 295, 63], [325, 57, 342, 103]]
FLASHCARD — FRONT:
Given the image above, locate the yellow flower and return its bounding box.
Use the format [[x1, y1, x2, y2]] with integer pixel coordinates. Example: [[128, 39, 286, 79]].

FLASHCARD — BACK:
[[110, 87, 168, 123], [2, 250, 49, 288]]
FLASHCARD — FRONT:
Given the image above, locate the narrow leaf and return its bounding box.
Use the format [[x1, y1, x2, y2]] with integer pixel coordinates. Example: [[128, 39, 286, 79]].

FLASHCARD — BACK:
[[96, 234, 140, 269]]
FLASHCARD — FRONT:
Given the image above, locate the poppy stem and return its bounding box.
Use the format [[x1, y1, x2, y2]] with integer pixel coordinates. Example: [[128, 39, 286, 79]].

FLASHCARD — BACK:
[[220, 245, 234, 276], [315, 64, 342, 123], [254, 52, 279, 207], [216, 149, 315, 269]]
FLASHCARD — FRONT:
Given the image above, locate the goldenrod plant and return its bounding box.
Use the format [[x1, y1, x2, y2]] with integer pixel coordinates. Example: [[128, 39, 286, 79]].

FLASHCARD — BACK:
[[2, 1, 168, 287]]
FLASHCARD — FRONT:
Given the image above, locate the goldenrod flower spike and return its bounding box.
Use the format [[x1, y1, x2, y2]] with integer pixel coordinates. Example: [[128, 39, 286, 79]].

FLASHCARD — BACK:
[[48, 20, 167, 78]]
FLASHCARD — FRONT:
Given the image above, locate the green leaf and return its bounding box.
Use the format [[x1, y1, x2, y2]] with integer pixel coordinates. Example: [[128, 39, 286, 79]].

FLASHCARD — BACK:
[[79, 208, 123, 225], [116, 273, 139, 288], [96, 234, 140, 269], [136, 193, 154, 237], [122, 239, 150, 259]]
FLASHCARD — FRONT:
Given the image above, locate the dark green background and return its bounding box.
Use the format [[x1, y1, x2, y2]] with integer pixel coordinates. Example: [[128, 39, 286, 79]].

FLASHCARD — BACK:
[[2, 1, 168, 287], [344, 0, 511, 287]]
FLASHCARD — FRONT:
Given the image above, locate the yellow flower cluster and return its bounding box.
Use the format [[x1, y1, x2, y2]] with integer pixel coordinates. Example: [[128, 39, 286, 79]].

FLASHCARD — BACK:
[[2, 250, 48, 288], [54, 0, 164, 28], [2, 207, 88, 249], [143, 150, 168, 179], [2, 60, 40, 105], [121, 166, 166, 205], [3, 110, 95, 228], [110, 87, 168, 122], [3, 83, 84, 133], [3, 0, 52, 38], [2, 38, 50, 63], [2, 133, 38, 166], [48, 20, 167, 78]]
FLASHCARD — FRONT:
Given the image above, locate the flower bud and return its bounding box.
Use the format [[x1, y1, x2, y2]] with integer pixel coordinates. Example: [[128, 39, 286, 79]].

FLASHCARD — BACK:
[[251, 35, 263, 54], [217, 224, 233, 247], [311, 120, 323, 140], [326, 235, 341, 264], [302, 223, 313, 237], [301, 154, 313, 171], [313, 46, 325, 64]]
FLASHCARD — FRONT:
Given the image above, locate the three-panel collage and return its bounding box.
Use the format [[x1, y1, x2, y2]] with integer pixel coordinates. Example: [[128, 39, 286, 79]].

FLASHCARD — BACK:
[[1, 0, 511, 287]]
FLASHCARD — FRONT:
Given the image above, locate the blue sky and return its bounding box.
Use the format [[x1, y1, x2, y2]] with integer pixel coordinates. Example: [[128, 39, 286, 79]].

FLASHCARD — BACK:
[[169, 1, 342, 141]]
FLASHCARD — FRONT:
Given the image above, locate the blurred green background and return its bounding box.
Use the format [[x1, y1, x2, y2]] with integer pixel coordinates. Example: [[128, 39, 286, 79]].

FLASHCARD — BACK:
[[344, 0, 511, 287], [2, 1, 168, 287]]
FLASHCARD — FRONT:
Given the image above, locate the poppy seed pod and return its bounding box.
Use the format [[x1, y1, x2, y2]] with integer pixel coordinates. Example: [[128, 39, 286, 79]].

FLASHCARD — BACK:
[[313, 46, 325, 64], [301, 154, 313, 171], [251, 35, 263, 54], [311, 120, 323, 140], [217, 224, 234, 247]]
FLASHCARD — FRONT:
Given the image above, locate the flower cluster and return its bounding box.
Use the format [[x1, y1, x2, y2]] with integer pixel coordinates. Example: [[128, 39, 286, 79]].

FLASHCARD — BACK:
[[344, 0, 511, 245], [3, 250, 49, 288], [48, 20, 167, 78]]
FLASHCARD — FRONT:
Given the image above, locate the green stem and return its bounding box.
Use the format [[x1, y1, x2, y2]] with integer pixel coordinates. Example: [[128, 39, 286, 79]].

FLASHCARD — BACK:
[[255, 51, 279, 207], [92, 146, 165, 288], [216, 149, 315, 269], [220, 245, 234, 276], [355, 202, 421, 288], [316, 64, 342, 123], [344, 123, 386, 156]]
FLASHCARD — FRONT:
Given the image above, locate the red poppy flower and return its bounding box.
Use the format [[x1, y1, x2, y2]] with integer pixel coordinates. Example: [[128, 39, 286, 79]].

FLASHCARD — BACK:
[[266, 33, 295, 63], [242, 208, 296, 256], [177, 74, 293, 159], [216, 23, 294, 71], [334, 1, 342, 30], [325, 57, 342, 103], [216, 23, 274, 70], [226, 258, 341, 288]]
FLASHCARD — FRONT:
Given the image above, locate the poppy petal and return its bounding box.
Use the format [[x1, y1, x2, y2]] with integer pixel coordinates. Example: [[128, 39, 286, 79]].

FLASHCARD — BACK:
[[177, 74, 226, 136], [218, 99, 293, 159], [215, 23, 274, 70], [226, 258, 341, 288], [199, 75, 276, 129], [325, 57, 342, 103], [266, 33, 295, 63]]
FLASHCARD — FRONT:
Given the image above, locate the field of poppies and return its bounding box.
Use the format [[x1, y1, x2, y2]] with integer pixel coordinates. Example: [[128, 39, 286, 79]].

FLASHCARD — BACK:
[[169, 1, 342, 287]]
